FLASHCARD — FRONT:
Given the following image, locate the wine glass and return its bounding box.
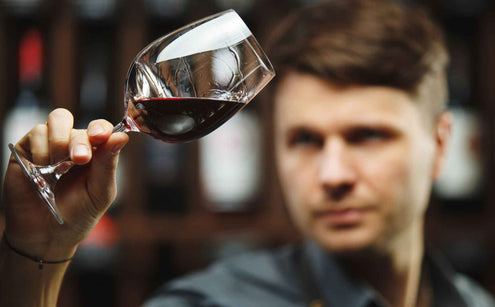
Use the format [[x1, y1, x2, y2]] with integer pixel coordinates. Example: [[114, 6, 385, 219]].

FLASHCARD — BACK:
[[8, 9, 275, 225]]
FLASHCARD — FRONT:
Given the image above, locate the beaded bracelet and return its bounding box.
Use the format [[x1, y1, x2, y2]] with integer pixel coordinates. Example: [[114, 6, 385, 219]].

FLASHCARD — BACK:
[[2, 231, 73, 270]]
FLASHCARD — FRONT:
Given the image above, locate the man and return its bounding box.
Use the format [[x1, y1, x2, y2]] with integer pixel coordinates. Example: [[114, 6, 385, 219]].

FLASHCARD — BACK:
[[1, 0, 494, 306]]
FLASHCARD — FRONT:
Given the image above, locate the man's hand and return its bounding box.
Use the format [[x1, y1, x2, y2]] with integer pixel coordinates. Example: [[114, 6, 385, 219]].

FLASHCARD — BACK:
[[2, 108, 129, 261]]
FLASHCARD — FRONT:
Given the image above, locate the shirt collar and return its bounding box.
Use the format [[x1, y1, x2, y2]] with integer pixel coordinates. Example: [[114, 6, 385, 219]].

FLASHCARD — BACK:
[[304, 241, 384, 307], [425, 249, 468, 307], [304, 242, 469, 307]]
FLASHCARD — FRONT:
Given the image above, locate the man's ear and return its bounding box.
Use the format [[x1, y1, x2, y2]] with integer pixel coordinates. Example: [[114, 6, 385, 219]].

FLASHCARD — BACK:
[[432, 111, 453, 180]]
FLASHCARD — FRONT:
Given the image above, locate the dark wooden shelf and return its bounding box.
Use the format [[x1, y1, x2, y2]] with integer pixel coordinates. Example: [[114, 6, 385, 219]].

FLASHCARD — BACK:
[[116, 210, 299, 244]]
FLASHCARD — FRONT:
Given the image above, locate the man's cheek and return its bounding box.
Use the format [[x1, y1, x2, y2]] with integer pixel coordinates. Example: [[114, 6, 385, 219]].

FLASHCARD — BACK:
[[365, 156, 411, 225], [283, 171, 306, 205], [282, 163, 313, 211], [284, 156, 311, 187], [366, 151, 408, 191]]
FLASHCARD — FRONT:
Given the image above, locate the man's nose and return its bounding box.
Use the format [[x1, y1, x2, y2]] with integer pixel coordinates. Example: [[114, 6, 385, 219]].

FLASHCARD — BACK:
[[318, 138, 357, 201]]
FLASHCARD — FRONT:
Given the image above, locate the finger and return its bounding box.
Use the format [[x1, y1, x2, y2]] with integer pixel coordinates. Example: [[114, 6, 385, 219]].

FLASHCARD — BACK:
[[86, 132, 129, 209], [16, 128, 32, 154], [47, 108, 74, 163], [87, 119, 114, 146], [68, 129, 92, 165], [14, 126, 36, 162], [28, 124, 50, 165]]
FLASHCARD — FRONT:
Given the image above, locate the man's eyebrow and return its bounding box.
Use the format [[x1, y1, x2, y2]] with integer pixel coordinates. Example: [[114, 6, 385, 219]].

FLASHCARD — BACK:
[[285, 126, 322, 136], [343, 122, 401, 130]]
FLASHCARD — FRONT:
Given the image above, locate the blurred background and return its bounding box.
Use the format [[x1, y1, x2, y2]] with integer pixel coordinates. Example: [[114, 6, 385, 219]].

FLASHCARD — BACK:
[[0, 0, 494, 306]]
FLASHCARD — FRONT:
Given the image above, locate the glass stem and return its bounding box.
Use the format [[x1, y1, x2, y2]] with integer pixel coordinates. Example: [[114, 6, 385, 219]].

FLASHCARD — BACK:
[[37, 160, 75, 185], [113, 120, 128, 133]]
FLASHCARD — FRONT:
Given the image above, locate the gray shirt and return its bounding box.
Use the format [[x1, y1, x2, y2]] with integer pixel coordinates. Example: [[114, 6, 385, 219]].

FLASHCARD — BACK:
[[144, 242, 495, 307]]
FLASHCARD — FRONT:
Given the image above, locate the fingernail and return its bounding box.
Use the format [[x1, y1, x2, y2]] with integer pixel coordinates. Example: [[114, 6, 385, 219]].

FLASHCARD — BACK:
[[72, 145, 90, 157], [111, 143, 125, 155], [88, 124, 104, 137]]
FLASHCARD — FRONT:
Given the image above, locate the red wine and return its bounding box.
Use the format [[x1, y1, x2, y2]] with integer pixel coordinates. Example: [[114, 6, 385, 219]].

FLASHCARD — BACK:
[[125, 97, 245, 142]]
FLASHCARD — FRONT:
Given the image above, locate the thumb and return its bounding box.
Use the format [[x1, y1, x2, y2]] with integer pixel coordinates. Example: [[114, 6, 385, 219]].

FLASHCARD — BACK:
[[86, 132, 129, 211]]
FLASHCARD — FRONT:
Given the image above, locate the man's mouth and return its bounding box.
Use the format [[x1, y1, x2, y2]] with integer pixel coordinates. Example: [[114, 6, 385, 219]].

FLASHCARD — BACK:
[[313, 207, 370, 226]]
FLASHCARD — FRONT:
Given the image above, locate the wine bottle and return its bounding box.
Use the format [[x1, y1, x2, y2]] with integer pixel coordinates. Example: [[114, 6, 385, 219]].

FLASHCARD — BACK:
[[199, 108, 262, 212], [74, 0, 118, 127], [2, 29, 49, 177]]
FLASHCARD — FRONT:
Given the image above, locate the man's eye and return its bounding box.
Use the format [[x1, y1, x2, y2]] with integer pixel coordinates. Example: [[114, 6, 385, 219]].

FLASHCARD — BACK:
[[289, 131, 323, 147], [346, 128, 391, 144]]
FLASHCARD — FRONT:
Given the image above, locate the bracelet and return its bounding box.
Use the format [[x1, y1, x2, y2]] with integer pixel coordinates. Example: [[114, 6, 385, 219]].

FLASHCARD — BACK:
[[2, 231, 74, 270]]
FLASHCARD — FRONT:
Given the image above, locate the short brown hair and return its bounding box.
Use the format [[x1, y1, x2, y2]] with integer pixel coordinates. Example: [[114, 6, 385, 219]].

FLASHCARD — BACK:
[[267, 0, 449, 119]]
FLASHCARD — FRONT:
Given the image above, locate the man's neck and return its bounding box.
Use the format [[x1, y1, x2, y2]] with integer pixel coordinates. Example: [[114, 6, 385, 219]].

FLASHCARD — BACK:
[[337, 222, 426, 307]]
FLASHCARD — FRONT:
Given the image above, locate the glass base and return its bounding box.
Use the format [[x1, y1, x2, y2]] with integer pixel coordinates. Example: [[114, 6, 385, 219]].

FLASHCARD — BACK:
[[8, 143, 64, 225]]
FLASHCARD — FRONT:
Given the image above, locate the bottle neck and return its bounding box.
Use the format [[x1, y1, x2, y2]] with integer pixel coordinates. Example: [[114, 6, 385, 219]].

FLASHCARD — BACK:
[[16, 78, 46, 107]]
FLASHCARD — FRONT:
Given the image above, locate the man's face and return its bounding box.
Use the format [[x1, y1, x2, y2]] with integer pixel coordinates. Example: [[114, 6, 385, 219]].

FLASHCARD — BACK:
[[274, 73, 446, 254]]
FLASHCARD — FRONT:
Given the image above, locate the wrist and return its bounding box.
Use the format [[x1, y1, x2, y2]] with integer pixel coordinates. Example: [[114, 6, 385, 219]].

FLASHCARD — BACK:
[[0, 232, 72, 307], [2, 231, 77, 264]]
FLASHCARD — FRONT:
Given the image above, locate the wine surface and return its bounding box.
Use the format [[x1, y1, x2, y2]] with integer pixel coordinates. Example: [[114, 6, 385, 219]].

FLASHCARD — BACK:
[[126, 97, 244, 142]]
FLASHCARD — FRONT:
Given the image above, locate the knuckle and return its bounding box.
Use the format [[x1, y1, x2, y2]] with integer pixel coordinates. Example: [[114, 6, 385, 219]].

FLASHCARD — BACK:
[[72, 128, 88, 139], [70, 131, 89, 145], [30, 148, 48, 159], [49, 137, 69, 149]]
